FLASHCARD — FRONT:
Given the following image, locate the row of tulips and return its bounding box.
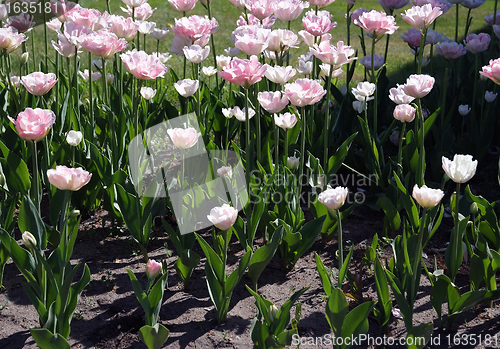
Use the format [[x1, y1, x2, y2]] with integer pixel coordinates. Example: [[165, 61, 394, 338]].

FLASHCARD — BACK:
[[1, 0, 500, 347]]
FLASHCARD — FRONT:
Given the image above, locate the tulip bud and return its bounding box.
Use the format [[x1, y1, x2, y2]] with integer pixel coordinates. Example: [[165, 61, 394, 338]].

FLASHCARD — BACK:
[[458, 104, 471, 116], [0, 173, 5, 187], [21, 52, 29, 66], [22, 231, 37, 249], [69, 209, 81, 217], [470, 202, 478, 214], [146, 259, 162, 280], [268, 304, 279, 322], [287, 156, 299, 171], [66, 130, 83, 146]]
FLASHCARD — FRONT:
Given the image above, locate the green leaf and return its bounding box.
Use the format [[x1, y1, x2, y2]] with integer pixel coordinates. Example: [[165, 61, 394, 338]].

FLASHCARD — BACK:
[[405, 323, 433, 349], [341, 301, 376, 349], [430, 277, 449, 323], [126, 269, 151, 317], [291, 216, 325, 266], [315, 253, 332, 296], [30, 328, 70, 349], [338, 246, 353, 287], [325, 287, 348, 336], [225, 250, 252, 295], [195, 233, 224, 282], [115, 184, 146, 245], [376, 196, 401, 231], [0, 140, 31, 195], [18, 195, 47, 250], [248, 227, 283, 290], [374, 258, 391, 327], [138, 323, 170, 349], [327, 132, 358, 175]]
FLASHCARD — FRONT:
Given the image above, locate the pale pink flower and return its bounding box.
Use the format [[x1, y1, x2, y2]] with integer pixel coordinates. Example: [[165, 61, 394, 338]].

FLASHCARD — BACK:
[[6, 13, 35, 33], [237, 14, 277, 29], [484, 11, 500, 26], [183, 45, 210, 63], [46, 18, 63, 32], [401, 28, 429, 48], [485, 91, 497, 102], [378, 0, 410, 13], [207, 204, 238, 230], [258, 91, 289, 113], [224, 47, 240, 57], [318, 63, 343, 78], [217, 166, 233, 178], [273, 0, 309, 22], [493, 25, 500, 40], [435, 41, 466, 59], [402, 4, 443, 31], [9, 74, 21, 89], [480, 58, 500, 85], [267, 29, 300, 52], [389, 85, 415, 104], [426, 29, 443, 44], [402, 74, 435, 98], [9, 108, 56, 142], [302, 10, 337, 36], [21, 72, 58, 96], [216, 55, 232, 70], [174, 79, 199, 97], [318, 186, 349, 210], [121, 3, 156, 21], [140, 87, 157, 100], [137, 21, 156, 35], [458, 105, 471, 116], [298, 31, 331, 47], [80, 32, 128, 59], [105, 14, 139, 41], [307, 0, 336, 7], [79, 69, 102, 81], [0, 27, 28, 54], [121, 0, 149, 8], [121, 50, 169, 80], [150, 27, 169, 41], [228, 0, 247, 9], [233, 26, 271, 56], [67, 7, 107, 31], [464, 33, 490, 54], [412, 185, 444, 208], [59, 22, 94, 48], [0, 4, 6, 21], [298, 58, 313, 75], [146, 259, 162, 279], [219, 55, 268, 89], [202, 66, 217, 77], [168, 0, 198, 12], [274, 112, 298, 130], [167, 127, 201, 149], [353, 10, 398, 38], [52, 36, 81, 58], [360, 54, 385, 70], [461, 0, 485, 9], [393, 104, 416, 122], [411, 0, 453, 13], [47, 165, 92, 191], [265, 66, 297, 84], [245, 0, 276, 20], [153, 52, 172, 63], [352, 81, 376, 101], [310, 40, 357, 69], [230, 107, 256, 122], [50, 0, 80, 23], [351, 8, 368, 25], [284, 78, 326, 107], [171, 15, 219, 53], [442, 154, 477, 183]]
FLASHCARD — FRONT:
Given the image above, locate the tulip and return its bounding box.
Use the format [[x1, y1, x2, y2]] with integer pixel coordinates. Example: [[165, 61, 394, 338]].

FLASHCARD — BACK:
[[257, 91, 289, 113], [105, 15, 139, 41], [302, 10, 337, 36], [167, 127, 201, 149], [435, 41, 466, 60], [168, 0, 198, 12], [9, 108, 56, 142], [146, 259, 162, 280], [80, 32, 129, 59], [401, 28, 429, 49], [202, 66, 217, 77], [307, 0, 336, 7], [485, 91, 497, 102], [458, 105, 471, 116], [480, 58, 500, 85], [402, 4, 443, 31], [207, 204, 239, 230], [0, 4, 7, 21], [353, 10, 399, 39], [359, 54, 385, 71], [402, 74, 435, 98], [22, 232, 37, 249], [47, 165, 92, 191], [140, 87, 157, 100], [464, 33, 490, 54], [267, 29, 299, 52], [352, 100, 364, 113], [121, 50, 168, 80], [389, 85, 415, 104], [245, 0, 275, 21], [150, 27, 169, 41], [265, 66, 297, 85], [67, 7, 107, 31], [273, 0, 309, 22], [46, 17, 63, 32], [174, 79, 199, 97], [0, 27, 28, 54], [461, 0, 486, 9], [21, 72, 58, 96], [378, 0, 410, 12], [298, 59, 313, 75], [284, 78, 326, 107], [442, 154, 477, 183], [223, 47, 240, 57], [121, 3, 157, 21], [183, 45, 210, 64], [66, 130, 83, 146], [412, 185, 444, 209], [233, 26, 271, 56], [121, 0, 149, 8], [79, 69, 102, 81], [352, 81, 376, 101], [319, 64, 343, 79], [390, 129, 400, 146], [274, 112, 298, 130], [52, 36, 81, 58], [49, 0, 80, 23], [426, 29, 444, 44], [310, 40, 357, 70], [287, 156, 300, 170], [6, 13, 35, 33], [219, 55, 268, 89], [318, 186, 349, 210], [217, 166, 233, 178], [393, 104, 416, 123], [231, 107, 256, 122], [216, 55, 231, 70]]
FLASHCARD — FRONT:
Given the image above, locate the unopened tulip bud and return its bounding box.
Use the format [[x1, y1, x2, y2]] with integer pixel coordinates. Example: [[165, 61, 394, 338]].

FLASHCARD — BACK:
[[146, 259, 162, 280], [470, 202, 478, 214], [0, 173, 5, 187], [21, 52, 29, 65], [268, 304, 279, 322], [22, 231, 37, 249], [287, 156, 299, 170], [66, 130, 83, 146], [69, 209, 81, 217], [458, 104, 471, 116]]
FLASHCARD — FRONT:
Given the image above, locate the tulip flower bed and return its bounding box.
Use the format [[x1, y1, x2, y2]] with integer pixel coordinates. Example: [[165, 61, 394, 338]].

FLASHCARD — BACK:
[[2, 0, 500, 348]]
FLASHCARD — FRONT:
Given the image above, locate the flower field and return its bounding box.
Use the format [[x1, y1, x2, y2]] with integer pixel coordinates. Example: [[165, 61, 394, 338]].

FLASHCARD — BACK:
[[1, 0, 500, 348]]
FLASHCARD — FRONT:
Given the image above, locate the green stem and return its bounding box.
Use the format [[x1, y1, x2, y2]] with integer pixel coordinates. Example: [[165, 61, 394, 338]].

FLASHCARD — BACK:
[[337, 208, 344, 286], [298, 106, 306, 204], [416, 98, 425, 187], [409, 208, 427, 314], [275, 120, 279, 171], [397, 122, 407, 178], [206, 0, 220, 93], [284, 129, 289, 166], [88, 52, 94, 137], [42, 0, 48, 72], [451, 182, 461, 282], [464, 8, 472, 39], [31, 141, 40, 213], [495, 0, 499, 25], [102, 57, 108, 105], [472, 54, 479, 117], [73, 51, 80, 128], [371, 36, 377, 137], [455, 4, 459, 43], [31, 31, 36, 71], [324, 65, 333, 168], [245, 87, 252, 218]]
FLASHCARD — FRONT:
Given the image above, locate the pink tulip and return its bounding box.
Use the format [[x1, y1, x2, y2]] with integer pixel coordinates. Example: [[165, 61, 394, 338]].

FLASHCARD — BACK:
[[121, 50, 168, 80], [267, 29, 300, 52], [245, 0, 276, 20], [50, 0, 80, 23], [273, 0, 309, 22], [464, 33, 490, 54], [435, 41, 466, 60], [402, 4, 443, 31], [47, 165, 92, 191], [146, 259, 162, 280], [9, 108, 56, 142], [79, 69, 102, 81], [493, 25, 500, 40], [59, 22, 94, 48], [307, 0, 336, 7], [284, 78, 326, 107], [274, 112, 298, 130], [228, 0, 247, 9], [167, 127, 201, 149], [485, 91, 497, 102], [121, 0, 149, 7], [461, 0, 486, 9], [137, 21, 156, 35], [480, 58, 500, 85], [389, 85, 415, 104], [265, 66, 297, 84], [170, 15, 218, 54], [223, 106, 256, 121], [233, 26, 271, 56], [411, 0, 453, 13], [121, 3, 156, 21], [393, 104, 416, 122], [353, 10, 399, 38], [67, 7, 107, 31], [47, 18, 63, 32], [80, 32, 128, 59], [258, 91, 289, 113], [401, 28, 429, 48], [237, 14, 277, 29], [310, 40, 357, 69], [207, 204, 238, 230], [359, 54, 385, 71], [319, 63, 343, 79], [219, 55, 268, 89], [378, 0, 410, 12], [0, 27, 28, 54], [318, 186, 349, 210], [21, 72, 58, 96], [168, 0, 198, 12], [6, 13, 35, 33], [216, 55, 232, 70], [302, 10, 337, 36], [299, 30, 330, 47], [150, 27, 169, 41], [174, 79, 199, 97], [484, 11, 500, 26], [105, 14, 139, 41], [351, 8, 368, 25], [0, 5, 6, 21], [402, 74, 435, 98], [426, 29, 443, 44], [183, 45, 210, 63]]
